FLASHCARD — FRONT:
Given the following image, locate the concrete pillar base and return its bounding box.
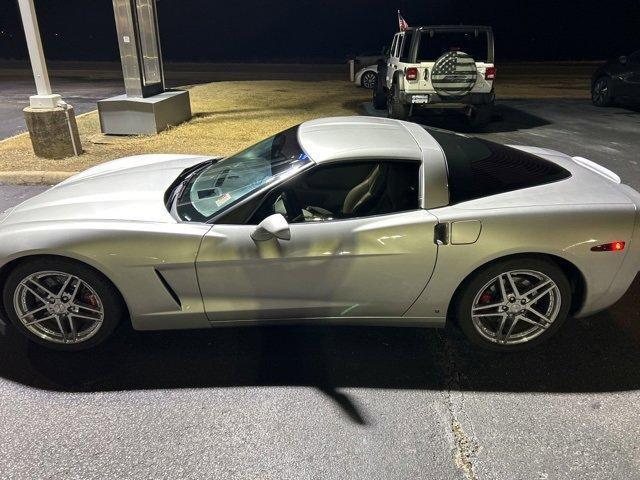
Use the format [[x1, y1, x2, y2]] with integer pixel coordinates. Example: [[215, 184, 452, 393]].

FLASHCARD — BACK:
[[98, 90, 192, 135], [23, 105, 83, 159]]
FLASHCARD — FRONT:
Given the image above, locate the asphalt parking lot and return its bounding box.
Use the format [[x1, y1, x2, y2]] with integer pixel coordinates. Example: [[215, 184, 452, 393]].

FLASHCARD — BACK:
[[0, 62, 347, 140], [1, 98, 640, 479], [0, 76, 122, 140]]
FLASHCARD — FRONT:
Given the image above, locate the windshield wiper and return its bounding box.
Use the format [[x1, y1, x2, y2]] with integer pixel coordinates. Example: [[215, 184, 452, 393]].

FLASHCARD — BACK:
[[165, 159, 217, 212]]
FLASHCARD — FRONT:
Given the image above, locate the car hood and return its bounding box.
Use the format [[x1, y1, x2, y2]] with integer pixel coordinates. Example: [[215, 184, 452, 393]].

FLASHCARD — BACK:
[[1, 154, 214, 226]]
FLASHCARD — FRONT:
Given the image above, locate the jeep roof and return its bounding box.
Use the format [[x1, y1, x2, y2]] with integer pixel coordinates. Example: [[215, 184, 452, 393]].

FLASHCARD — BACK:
[[394, 25, 495, 64]]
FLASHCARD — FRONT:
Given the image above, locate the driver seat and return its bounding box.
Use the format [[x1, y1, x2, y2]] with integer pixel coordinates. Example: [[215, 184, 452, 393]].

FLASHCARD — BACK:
[[341, 164, 389, 216]]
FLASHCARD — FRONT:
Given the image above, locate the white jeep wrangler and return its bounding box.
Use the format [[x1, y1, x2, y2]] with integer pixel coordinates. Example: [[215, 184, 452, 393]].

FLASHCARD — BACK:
[[375, 25, 496, 128]]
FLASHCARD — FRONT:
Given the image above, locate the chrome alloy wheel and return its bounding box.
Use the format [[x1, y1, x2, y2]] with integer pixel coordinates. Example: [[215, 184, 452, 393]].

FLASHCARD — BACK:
[[592, 78, 610, 105], [361, 71, 377, 89], [470, 270, 562, 346], [13, 270, 105, 344]]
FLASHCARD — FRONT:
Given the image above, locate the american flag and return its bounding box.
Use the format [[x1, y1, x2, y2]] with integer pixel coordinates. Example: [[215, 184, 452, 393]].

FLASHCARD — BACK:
[[431, 51, 478, 97], [397, 10, 409, 31]]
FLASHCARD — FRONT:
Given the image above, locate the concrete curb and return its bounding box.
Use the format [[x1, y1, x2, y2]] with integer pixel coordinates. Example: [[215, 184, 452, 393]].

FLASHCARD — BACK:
[[0, 171, 76, 185]]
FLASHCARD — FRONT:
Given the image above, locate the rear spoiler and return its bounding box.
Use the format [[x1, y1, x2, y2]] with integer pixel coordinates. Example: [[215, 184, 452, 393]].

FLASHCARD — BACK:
[[572, 156, 621, 184]]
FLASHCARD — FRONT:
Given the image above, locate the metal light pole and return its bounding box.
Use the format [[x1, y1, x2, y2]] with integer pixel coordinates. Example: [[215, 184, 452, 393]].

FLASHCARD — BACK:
[[17, 0, 81, 158], [17, 0, 60, 108]]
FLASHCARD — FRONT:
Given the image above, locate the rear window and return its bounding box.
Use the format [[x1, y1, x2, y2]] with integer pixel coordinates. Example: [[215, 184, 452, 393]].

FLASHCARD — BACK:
[[417, 30, 490, 62], [399, 31, 414, 62], [427, 129, 571, 204]]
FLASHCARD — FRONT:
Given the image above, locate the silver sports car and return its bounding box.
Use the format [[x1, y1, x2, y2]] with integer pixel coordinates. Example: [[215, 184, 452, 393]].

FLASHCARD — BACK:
[[1, 116, 638, 351]]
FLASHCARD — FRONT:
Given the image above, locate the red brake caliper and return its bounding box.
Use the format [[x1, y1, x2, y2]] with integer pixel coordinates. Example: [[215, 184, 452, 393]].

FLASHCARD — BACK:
[[479, 292, 493, 304]]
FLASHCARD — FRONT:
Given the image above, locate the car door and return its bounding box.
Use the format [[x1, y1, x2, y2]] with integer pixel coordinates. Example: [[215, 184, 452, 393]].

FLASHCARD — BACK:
[[386, 33, 402, 86], [195, 161, 439, 323]]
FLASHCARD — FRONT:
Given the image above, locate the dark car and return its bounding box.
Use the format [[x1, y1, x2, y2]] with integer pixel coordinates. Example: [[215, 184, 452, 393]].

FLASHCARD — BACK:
[[592, 51, 640, 107]]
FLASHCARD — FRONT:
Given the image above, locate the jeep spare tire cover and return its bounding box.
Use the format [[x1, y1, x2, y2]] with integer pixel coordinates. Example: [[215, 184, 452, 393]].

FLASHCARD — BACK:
[[431, 51, 478, 98]]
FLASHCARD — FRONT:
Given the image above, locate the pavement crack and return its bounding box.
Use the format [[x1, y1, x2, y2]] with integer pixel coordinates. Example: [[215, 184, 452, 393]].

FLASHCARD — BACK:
[[452, 418, 479, 480], [439, 331, 481, 480]]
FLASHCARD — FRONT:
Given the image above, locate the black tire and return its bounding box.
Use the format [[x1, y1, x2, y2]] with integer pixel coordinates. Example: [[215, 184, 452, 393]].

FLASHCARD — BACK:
[[3, 258, 124, 351], [467, 103, 493, 129], [592, 77, 613, 107], [387, 83, 410, 120], [373, 73, 387, 110], [361, 70, 377, 90], [454, 257, 572, 352]]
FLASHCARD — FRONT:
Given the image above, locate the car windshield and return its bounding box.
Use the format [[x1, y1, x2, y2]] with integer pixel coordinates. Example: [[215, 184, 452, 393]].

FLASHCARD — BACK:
[[176, 125, 310, 222], [417, 30, 490, 62]]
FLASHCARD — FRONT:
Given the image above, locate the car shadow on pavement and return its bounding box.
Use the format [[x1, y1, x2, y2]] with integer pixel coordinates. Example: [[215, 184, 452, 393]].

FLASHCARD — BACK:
[[2, 277, 640, 392], [0, 278, 639, 423], [363, 101, 552, 134], [406, 103, 552, 134]]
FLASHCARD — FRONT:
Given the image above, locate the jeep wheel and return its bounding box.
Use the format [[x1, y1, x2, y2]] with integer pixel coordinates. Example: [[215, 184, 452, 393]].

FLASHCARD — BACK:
[[467, 104, 493, 130], [373, 74, 387, 110], [387, 84, 409, 120]]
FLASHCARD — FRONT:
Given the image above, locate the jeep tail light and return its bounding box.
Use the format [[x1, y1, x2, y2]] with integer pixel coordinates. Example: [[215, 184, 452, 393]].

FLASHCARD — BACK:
[[485, 67, 496, 80], [591, 241, 625, 252], [406, 67, 418, 81]]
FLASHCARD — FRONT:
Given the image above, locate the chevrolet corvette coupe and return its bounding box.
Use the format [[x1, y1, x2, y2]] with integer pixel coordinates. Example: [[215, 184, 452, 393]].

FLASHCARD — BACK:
[[1, 117, 639, 351]]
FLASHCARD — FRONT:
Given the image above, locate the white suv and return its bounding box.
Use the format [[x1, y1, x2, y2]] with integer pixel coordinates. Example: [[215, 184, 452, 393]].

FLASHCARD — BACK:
[[375, 25, 496, 128]]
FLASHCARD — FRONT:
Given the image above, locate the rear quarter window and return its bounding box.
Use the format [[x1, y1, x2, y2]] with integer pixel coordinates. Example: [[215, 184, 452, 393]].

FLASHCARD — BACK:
[[427, 129, 571, 204]]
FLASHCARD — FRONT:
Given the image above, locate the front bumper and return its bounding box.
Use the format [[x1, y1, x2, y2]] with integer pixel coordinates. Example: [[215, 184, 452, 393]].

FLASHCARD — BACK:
[[400, 91, 495, 108]]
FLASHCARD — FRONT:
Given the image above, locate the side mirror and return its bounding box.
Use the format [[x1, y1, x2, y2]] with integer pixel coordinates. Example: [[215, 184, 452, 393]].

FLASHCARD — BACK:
[[251, 214, 291, 242], [619, 55, 628, 65]]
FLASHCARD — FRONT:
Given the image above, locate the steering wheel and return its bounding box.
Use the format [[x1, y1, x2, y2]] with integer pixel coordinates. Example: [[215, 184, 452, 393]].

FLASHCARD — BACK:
[[280, 189, 304, 223]]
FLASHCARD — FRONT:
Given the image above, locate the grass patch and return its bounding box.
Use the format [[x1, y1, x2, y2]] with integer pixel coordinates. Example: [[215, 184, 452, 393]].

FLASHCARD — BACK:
[[0, 80, 370, 173], [0, 73, 590, 175]]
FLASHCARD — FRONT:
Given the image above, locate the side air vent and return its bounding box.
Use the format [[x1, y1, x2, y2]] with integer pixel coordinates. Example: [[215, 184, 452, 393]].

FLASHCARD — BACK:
[[154, 269, 182, 309], [434, 223, 449, 245]]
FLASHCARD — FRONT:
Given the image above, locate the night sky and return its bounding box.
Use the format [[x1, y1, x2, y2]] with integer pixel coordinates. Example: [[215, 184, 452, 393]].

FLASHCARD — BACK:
[[1, 0, 639, 62]]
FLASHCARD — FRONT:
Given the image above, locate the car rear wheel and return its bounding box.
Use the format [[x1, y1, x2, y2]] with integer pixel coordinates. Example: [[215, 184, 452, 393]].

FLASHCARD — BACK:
[[361, 71, 377, 89], [455, 258, 571, 351], [592, 77, 613, 107], [387, 83, 409, 120], [3, 258, 124, 351]]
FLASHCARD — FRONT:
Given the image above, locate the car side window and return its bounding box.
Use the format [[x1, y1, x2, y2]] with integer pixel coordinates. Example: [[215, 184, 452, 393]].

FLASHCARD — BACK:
[[394, 34, 404, 57], [393, 34, 404, 58], [248, 161, 421, 225], [389, 36, 398, 59]]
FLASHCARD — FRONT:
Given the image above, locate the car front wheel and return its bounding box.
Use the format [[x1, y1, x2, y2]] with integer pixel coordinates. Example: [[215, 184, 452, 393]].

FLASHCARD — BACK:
[[592, 77, 613, 107], [3, 258, 124, 351], [360, 71, 377, 89], [455, 258, 572, 351]]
